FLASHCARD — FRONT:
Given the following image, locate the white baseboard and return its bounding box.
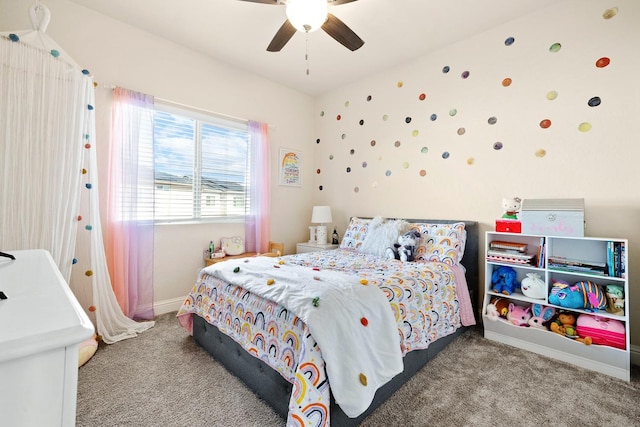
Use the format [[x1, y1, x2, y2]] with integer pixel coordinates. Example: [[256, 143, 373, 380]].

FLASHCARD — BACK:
[[154, 297, 186, 316]]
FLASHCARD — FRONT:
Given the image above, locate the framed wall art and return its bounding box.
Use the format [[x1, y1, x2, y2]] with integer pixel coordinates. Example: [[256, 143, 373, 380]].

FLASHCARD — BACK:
[[278, 148, 303, 187]]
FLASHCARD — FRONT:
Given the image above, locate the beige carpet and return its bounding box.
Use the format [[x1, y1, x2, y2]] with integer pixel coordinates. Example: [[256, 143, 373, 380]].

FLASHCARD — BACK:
[[77, 312, 640, 426]]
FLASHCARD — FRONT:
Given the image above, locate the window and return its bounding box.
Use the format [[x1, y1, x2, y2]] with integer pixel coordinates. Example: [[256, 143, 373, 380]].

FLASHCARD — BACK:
[[153, 103, 250, 222]]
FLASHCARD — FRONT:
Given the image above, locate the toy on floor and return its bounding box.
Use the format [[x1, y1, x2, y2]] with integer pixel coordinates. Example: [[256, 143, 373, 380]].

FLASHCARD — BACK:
[[486, 296, 510, 320], [491, 265, 520, 295], [501, 197, 522, 220], [528, 303, 555, 329], [550, 312, 592, 345], [548, 280, 606, 311], [78, 334, 99, 367], [507, 303, 531, 327]]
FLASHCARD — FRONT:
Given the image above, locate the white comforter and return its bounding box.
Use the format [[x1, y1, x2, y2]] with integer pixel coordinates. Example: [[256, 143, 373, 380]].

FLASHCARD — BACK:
[[205, 256, 403, 418]]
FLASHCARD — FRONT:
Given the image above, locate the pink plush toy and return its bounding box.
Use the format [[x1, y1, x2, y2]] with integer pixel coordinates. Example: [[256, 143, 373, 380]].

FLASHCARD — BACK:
[[507, 303, 531, 326]]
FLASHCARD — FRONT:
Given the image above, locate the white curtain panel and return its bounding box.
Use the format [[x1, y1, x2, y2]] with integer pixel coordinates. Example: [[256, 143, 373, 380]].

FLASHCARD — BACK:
[[1, 16, 153, 343]]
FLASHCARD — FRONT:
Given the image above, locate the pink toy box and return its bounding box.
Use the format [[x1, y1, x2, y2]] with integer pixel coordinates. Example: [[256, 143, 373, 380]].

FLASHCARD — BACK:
[[576, 314, 625, 350]]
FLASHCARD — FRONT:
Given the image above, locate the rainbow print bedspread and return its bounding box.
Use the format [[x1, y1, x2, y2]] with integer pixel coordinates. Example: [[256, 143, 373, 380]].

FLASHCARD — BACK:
[[177, 249, 475, 426]]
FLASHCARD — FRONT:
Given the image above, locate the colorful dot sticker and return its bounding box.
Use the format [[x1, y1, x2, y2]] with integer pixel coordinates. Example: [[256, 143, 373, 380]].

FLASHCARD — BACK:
[[535, 149, 547, 157], [546, 91, 558, 100], [603, 7, 618, 19], [402, 162, 409, 169], [320, 111, 325, 116], [354, 187, 359, 193], [412, 130, 419, 137], [362, 161, 367, 167], [467, 158, 475, 165], [370, 140, 376, 147], [397, 81, 404, 88], [341, 133, 347, 139], [504, 37, 515, 46], [405, 117, 412, 123], [588, 97, 601, 107], [539, 119, 552, 129], [329, 154, 334, 160], [385, 170, 392, 176], [430, 114, 437, 121], [367, 95, 372, 101], [316, 138, 320, 144], [488, 116, 497, 125], [461, 71, 470, 79], [359, 119, 364, 125], [449, 108, 457, 117], [344, 101, 350, 107], [319, 185, 323, 190], [502, 78, 512, 87], [346, 167, 351, 173], [421, 147, 428, 154], [360, 317, 369, 326], [549, 43, 562, 53], [336, 114, 341, 120], [457, 128, 466, 135], [50, 49, 60, 58], [596, 57, 610, 68], [316, 169, 321, 174], [419, 93, 426, 101], [394, 141, 401, 147], [493, 142, 503, 150], [578, 122, 592, 132], [350, 149, 355, 155], [419, 169, 426, 177], [442, 152, 450, 159], [382, 115, 389, 121], [442, 66, 450, 73]]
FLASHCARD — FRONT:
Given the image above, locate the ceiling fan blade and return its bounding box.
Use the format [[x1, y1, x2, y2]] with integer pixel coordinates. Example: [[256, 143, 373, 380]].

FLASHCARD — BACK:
[[237, 0, 279, 4], [321, 13, 364, 51], [329, 0, 359, 5], [267, 20, 297, 52]]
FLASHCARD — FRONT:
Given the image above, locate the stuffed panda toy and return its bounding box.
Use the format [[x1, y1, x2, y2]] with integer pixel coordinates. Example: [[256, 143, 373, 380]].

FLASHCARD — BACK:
[[386, 230, 421, 262]]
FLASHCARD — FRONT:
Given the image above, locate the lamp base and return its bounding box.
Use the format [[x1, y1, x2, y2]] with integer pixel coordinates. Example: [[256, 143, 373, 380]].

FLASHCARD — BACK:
[[316, 225, 328, 245], [308, 226, 317, 243]]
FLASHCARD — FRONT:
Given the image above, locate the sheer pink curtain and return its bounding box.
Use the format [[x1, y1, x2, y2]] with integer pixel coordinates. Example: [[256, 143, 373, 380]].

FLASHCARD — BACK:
[[245, 120, 270, 253], [106, 87, 155, 320]]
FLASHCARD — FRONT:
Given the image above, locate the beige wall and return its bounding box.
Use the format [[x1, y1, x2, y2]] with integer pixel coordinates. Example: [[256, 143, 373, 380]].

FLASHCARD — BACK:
[[313, 0, 640, 351]]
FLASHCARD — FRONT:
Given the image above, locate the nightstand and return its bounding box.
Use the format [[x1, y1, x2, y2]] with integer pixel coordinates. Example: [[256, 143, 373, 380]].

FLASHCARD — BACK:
[[205, 252, 257, 266], [296, 242, 339, 254]]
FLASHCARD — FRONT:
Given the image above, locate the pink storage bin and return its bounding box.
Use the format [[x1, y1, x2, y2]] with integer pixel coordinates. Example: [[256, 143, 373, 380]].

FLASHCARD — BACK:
[[576, 314, 625, 350]]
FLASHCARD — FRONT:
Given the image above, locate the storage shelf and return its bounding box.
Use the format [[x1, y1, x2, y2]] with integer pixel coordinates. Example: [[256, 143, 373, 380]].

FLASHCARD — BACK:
[[483, 232, 630, 381]]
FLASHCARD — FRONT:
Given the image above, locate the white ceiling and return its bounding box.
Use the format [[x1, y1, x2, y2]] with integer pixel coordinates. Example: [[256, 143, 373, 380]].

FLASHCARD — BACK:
[[67, 0, 557, 96]]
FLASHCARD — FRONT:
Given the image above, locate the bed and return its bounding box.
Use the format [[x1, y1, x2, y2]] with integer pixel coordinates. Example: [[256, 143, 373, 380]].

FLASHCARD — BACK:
[[177, 218, 479, 426]]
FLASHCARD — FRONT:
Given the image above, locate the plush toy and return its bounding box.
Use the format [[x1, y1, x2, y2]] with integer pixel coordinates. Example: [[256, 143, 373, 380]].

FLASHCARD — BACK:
[[507, 303, 531, 326], [528, 303, 555, 329], [605, 284, 625, 315], [501, 197, 522, 220], [548, 280, 606, 311], [521, 273, 546, 299], [486, 296, 510, 320], [386, 230, 421, 262], [491, 265, 520, 295], [550, 311, 592, 345]]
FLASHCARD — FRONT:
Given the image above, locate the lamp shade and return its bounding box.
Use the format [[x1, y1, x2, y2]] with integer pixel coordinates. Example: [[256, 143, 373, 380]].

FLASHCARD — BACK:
[[286, 0, 328, 33], [311, 206, 332, 224]]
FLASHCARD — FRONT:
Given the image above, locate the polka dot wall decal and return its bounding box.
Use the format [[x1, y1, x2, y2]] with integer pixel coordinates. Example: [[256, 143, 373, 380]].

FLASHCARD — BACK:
[[549, 43, 561, 53], [546, 91, 558, 100], [419, 170, 426, 177], [488, 116, 497, 125], [394, 141, 401, 147], [320, 111, 325, 116], [344, 101, 350, 107], [317, 169, 321, 174], [461, 71, 470, 79], [319, 185, 323, 190], [493, 142, 503, 150], [578, 122, 592, 132], [405, 117, 412, 123], [505, 36, 515, 46], [449, 108, 457, 116], [329, 154, 334, 160], [397, 81, 404, 88], [362, 161, 367, 168], [596, 57, 610, 68], [383, 114, 389, 121], [588, 97, 601, 107], [603, 7, 618, 19], [350, 149, 355, 155], [354, 187, 359, 193], [336, 114, 341, 120], [535, 149, 547, 157], [419, 93, 426, 101], [367, 95, 372, 101], [385, 170, 392, 176], [412, 130, 419, 137], [50, 49, 60, 58], [346, 167, 351, 173], [442, 152, 450, 159], [341, 133, 347, 139], [359, 119, 364, 125], [442, 66, 450, 73], [85, 224, 93, 230], [316, 138, 320, 144], [370, 140, 376, 147], [502, 78, 512, 87], [430, 114, 437, 121], [402, 162, 409, 169], [421, 147, 428, 154], [457, 128, 466, 135], [467, 158, 475, 165], [540, 119, 552, 129], [82, 69, 90, 75]]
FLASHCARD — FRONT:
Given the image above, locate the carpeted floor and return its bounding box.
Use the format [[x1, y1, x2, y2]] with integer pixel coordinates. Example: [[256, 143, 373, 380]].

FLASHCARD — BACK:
[[77, 312, 640, 427]]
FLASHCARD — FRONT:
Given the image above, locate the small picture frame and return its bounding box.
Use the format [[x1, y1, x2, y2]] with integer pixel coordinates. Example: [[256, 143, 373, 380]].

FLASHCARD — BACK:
[[278, 148, 302, 187]]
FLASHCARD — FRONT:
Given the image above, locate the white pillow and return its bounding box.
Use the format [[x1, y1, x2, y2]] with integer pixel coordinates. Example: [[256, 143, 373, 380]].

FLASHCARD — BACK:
[[360, 218, 409, 258]]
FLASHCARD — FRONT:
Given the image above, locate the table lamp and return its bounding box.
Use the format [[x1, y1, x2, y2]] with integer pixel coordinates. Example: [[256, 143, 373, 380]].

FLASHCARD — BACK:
[[311, 206, 332, 245]]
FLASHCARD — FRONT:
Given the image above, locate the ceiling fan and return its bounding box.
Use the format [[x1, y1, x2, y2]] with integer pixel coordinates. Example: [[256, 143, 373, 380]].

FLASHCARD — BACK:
[[238, 0, 364, 52]]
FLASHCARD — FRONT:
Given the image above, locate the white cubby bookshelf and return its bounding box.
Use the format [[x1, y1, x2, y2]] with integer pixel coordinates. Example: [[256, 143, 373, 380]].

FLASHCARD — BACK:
[[482, 231, 630, 381]]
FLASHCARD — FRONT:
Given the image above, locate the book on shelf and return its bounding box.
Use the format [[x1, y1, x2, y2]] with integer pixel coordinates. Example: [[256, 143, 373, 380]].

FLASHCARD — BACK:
[[487, 255, 533, 265], [606, 240, 626, 278], [489, 241, 527, 252]]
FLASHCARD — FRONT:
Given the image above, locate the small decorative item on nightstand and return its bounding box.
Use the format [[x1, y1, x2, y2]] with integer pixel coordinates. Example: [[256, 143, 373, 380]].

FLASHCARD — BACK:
[[311, 205, 332, 245], [332, 227, 339, 244]]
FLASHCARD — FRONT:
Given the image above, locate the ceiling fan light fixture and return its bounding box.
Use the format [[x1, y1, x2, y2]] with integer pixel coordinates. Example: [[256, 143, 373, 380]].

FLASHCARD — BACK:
[[286, 0, 328, 33]]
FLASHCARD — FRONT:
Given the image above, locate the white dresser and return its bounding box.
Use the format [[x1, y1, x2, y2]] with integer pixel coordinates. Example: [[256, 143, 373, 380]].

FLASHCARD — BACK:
[[0, 249, 95, 426]]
